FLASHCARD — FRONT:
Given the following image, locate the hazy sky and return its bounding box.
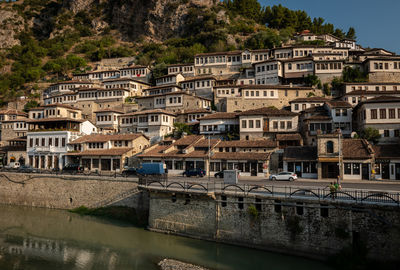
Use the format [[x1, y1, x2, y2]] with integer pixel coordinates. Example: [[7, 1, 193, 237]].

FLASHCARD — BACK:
[[259, 0, 400, 54]]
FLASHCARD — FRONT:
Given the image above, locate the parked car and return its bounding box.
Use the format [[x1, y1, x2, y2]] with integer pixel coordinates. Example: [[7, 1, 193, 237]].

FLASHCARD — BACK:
[[62, 164, 83, 173], [5, 162, 20, 170], [183, 168, 206, 177], [269, 172, 297, 181], [18, 165, 38, 173], [214, 171, 224, 178], [122, 167, 137, 176], [136, 163, 165, 175]]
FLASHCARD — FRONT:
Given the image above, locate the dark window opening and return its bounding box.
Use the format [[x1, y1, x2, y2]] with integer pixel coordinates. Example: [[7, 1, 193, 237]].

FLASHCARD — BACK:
[[185, 194, 190, 205], [255, 198, 262, 211], [296, 202, 304, 215], [221, 195, 227, 207], [171, 194, 177, 203], [238, 197, 244, 209], [320, 204, 329, 218], [274, 200, 281, 213]]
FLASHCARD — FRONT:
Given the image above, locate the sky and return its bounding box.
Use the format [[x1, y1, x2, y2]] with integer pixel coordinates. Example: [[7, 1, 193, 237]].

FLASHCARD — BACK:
[[259, 0, 400, 54]]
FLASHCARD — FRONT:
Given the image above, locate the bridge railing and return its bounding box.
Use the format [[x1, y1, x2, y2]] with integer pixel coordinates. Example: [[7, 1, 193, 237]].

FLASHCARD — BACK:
[[138, 178, 400, 206]]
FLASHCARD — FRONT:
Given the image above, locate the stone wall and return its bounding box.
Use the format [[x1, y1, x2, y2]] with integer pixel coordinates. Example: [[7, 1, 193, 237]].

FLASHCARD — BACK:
[[0, 173, 146, 211], [369, 72, 400, 83], [148, 191, 400, 261]]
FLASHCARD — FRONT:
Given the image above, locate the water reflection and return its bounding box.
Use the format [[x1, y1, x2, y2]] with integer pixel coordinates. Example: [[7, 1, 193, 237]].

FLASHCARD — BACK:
[[0, 205, 333, 270]]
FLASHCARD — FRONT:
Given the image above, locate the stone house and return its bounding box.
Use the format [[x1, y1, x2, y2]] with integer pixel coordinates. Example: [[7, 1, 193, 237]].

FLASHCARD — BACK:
[[118, 109, 176, 144], [289, 96, 330, 113], [94, 108, 124, 133], [283, 133, 374, 180], [238, 107, 299, 141], [214, 85, 320, 112], [179, 75, 216, 99], [67, 133, 149, 172], [167, 64, 195, 77], [198, 112, 239, 138], [102, 78, 151, 96], [119, 65, 151, 83], [353, 96, 400, 144]]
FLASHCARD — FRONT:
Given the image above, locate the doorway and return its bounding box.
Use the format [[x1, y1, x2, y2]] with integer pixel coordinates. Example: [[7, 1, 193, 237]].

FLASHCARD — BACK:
[[381, 163, 390, 179], [362, 164, 369, 180], [322, 162, 339, 179], [396, 164, 400, 180], [251, 162, 257, 176]]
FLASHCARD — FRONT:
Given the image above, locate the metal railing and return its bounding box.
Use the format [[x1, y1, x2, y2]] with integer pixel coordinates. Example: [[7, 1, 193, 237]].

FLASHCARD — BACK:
[[138, 178, 400, 206]]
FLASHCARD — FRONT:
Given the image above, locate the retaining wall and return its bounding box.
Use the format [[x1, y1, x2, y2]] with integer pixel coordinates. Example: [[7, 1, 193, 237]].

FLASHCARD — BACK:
[[148, 190, 400, 261], [0, 173, 146, 211]]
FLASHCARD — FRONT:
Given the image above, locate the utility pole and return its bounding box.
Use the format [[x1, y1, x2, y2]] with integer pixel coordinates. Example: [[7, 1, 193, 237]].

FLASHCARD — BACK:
[[338, 129, 342, 185]]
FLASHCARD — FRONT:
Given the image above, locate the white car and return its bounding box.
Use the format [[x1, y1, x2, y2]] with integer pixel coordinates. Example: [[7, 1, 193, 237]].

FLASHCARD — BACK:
[[269, 172, 297, 181]]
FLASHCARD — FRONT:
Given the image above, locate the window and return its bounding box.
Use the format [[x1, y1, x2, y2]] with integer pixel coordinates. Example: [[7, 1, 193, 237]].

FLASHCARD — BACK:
[[326, 141, 334, 153], [389, 109, 395, 119], [256, 120, 261, 128], [242, 120, 247, 128], [344, 163, 352, 174], [336, 109, 340, 117], [287, 121, 292, 129], [395, 130, 400, 137], [294, 104, 299, 110], [249, 120, 254, 128], [55, 138, 59, 147], [380, 109, 386, 119], [342, 109, 347, 116], [384, 130, 390, 137], [273, 121, 278, 129], [371, 109, 377, 119], [352, 163, 360, 175], [280, 121, 285, 129]]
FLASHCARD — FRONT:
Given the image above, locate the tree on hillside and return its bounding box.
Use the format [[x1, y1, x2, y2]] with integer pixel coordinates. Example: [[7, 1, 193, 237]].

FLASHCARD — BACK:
[[223, 0, 263, 22], [346, 27, 356, 40], [245, 29, 281, 49], [173, 122, 192, 138], [342, 66, 368, 82], [304, 74, 321, 88]]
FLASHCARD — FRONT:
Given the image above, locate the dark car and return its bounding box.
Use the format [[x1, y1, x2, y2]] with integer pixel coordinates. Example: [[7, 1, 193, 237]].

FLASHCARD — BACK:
[[183, 168, 206, 177], [122, 167, 137, 176], [214, 171, 224, 178], [62, 164, 83, 174], [18, 165, 38, 173]]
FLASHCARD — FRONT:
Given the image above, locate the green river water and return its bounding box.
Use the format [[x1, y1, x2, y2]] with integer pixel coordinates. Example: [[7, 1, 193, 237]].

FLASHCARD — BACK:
[[0, 205, 333, 270]]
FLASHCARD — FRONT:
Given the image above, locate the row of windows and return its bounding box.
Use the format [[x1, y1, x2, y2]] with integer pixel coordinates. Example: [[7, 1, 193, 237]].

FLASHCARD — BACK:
[[113, 140, 129, 147], [287, 63, 313, 70], [241, 119, 261, 129], [157, 76, 174, 84], [196, 56, 226, 65], [169, 66, 193, 73], [97, 115, 117, 122], [244, 90, 276, 98], [29, 137, 65, 147], [121, 69, 147, 76], [369, 108, 400, 120], [316, 62, 342, 70], [373, 62, 400, 70], [88, 142, 104, 149], [256, 77, 279, 85], [254, 54, 268, 61], [89, 72, 118, 79], [335, 109, 348, 117], [272, 121, 293, 130], [350, 85, 398, 91], [120, 115, 170, 124], [105, 83, 136, 89], [256, 64, 279, 73]]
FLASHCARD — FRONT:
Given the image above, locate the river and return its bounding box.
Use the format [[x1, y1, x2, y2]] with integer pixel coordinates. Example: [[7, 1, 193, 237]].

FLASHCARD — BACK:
[[0, 205, 333, 270]]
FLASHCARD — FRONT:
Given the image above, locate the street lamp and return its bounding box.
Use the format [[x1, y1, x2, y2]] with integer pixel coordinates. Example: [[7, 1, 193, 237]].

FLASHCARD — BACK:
[[337, 128, 342, 185]]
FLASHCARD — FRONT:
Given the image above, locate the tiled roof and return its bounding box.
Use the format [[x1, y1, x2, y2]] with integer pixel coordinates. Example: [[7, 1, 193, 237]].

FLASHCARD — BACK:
[[181, 75, 216, 82], [373, 145, 400, 159], [102, 78, 151, 84], [138, 145, 172, 158], [70, 133, 145, 144], [238, 85, 313, 91], [342, 139, 373, 159], [66, 148, 132, 156], [211, 152, 270, 161], [198, 112, 237, 120], [276, 133, 302, 141], [344, 90, 400, 96], [217, 139, 277, 148], [289, 97, 331, 103], [239, 107, 297, 117], [325, 100, 352, 108], [193, 138, 220, 148], [174, 135, 203, 146], [283, 146, 318, 161], [0, 109, 28, 116], [358, 96, 400, 104], [94, 108, 125, 114]]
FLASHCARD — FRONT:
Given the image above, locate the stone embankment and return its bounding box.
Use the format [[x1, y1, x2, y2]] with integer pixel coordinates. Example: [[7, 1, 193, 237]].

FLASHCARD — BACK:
[[0, 172, 146, 211], [158, 259, 209, 270]]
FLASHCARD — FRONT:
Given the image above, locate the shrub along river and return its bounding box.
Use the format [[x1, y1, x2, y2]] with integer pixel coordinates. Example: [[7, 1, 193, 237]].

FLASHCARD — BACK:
[[0, 205, 333, 270]]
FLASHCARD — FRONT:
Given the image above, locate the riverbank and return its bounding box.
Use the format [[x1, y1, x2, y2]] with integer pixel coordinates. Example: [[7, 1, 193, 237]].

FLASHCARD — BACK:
[[158, 259, 209, 270]]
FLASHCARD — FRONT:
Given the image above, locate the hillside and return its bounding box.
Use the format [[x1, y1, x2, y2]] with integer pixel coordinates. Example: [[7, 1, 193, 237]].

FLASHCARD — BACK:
[[0, 0, 355, 106]]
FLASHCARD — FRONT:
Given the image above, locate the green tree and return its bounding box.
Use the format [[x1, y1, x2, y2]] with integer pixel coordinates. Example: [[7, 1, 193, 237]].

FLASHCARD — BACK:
[[245, 29, 281, 50], [346, 27, 356, 40], [359, 127, 381, 144], [304, 74, 321, 87], [173, 122, 192, 138], [24, 100, 40, 112], [342, 66, 368, 82]]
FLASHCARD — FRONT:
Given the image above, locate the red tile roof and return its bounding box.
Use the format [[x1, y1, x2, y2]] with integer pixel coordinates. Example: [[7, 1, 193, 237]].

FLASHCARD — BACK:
[[70, 133, 146, 144], [66, 148, 132, 156], [239, 107, 297, 117], [198, 112, 237, 120], [211, 152, 270, 161], [217, 140, 277, 148]]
